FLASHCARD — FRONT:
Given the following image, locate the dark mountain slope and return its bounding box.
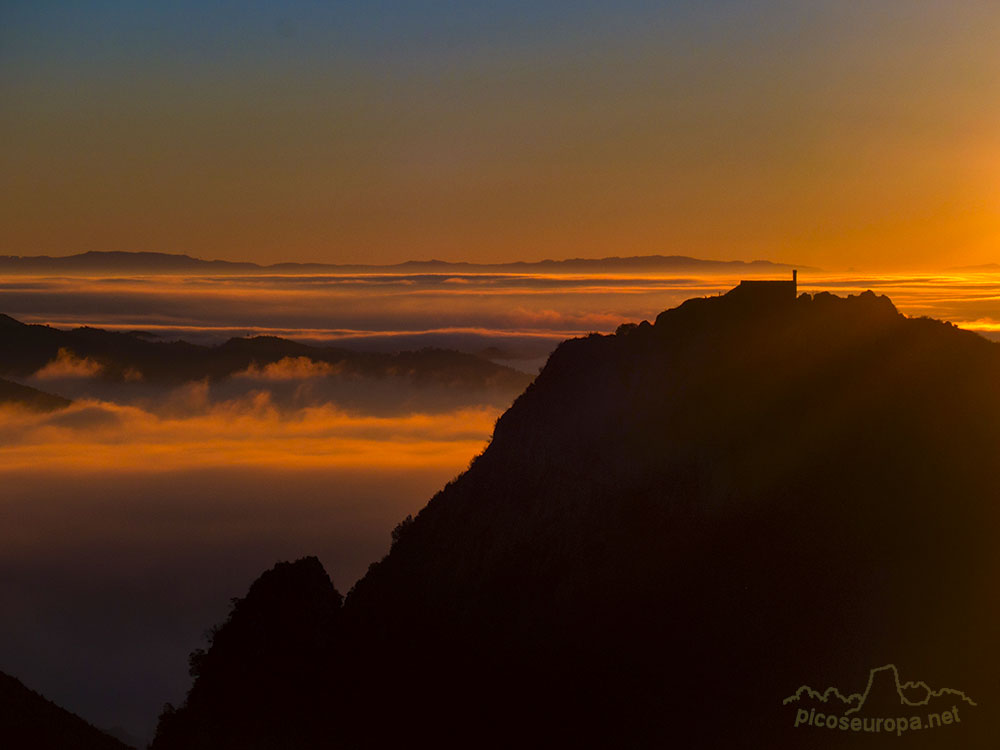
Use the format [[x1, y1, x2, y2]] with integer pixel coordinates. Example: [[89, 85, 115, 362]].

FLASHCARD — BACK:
[[0, 670, 132, 749], [342, 288, 1000, 747], [151, 558, 343, 750], [156, 288, 1000, 748]]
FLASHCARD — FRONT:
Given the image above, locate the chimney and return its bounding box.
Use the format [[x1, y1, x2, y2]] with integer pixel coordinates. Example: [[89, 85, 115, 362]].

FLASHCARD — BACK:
[[792, 269, 797, 294]]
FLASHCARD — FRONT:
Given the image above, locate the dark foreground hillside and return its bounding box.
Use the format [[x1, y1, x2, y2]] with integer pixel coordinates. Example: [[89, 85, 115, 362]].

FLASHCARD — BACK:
[[0, 671, 132, 749], [153, 288, 1000, 749]]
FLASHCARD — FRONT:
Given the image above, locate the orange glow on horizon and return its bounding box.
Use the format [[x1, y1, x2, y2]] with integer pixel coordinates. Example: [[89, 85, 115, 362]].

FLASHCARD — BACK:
[[0, 399, 499, 473], [5, 270, 1000, 342]]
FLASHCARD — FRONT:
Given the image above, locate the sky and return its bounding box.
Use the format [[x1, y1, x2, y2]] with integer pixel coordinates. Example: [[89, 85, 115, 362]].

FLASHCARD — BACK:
[[2, 1, 999, 270]]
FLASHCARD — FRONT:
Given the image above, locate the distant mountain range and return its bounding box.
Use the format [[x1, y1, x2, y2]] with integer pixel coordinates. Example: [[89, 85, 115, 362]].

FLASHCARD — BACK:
[[950, 262, 1000, 272], [146, 285, 999, 748], [0, 312, 531, 393], [0, 250, 814, 275]]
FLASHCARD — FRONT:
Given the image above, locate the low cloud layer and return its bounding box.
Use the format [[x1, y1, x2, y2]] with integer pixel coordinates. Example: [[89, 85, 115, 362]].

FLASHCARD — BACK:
[[0, 395, 498, 472], [0, 272, 737, 348], [4, 271, 1000, 353], [0, 389, 502, 742], [235, 356, 343, 380], [23, 361, 525, 416], [33, 348, 104, 379]]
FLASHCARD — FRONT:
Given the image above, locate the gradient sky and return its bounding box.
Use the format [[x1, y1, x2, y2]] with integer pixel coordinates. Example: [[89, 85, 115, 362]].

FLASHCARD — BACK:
[[2, 1, 999, 269]]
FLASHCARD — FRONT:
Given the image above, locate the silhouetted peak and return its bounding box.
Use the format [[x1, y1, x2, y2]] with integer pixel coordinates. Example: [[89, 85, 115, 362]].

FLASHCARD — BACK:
[[240, 556, 341, 617], [158, 287, 1000, 747], [0, 313, 25, 328], [151, 557, 343, 749], [191, 556, 342, 682], [524, 288, 906, 404], [809, 287, 897, 312], [339, 285, 999, 745], [654, 285, 898, 330]]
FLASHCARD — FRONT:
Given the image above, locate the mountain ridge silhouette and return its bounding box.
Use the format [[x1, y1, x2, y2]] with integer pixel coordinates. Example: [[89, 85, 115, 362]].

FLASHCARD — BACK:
[[0, 313, 531, 393], [72, 285, 990, 748], [0, 250, 816, 275], [154, 286, 999, 748]]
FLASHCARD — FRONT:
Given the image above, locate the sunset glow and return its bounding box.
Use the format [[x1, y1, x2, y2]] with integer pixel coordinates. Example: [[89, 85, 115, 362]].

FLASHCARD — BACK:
[[4, 270, 1000, 345], [3, 3, 1000, 270], [0, 399, 497, 472]]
